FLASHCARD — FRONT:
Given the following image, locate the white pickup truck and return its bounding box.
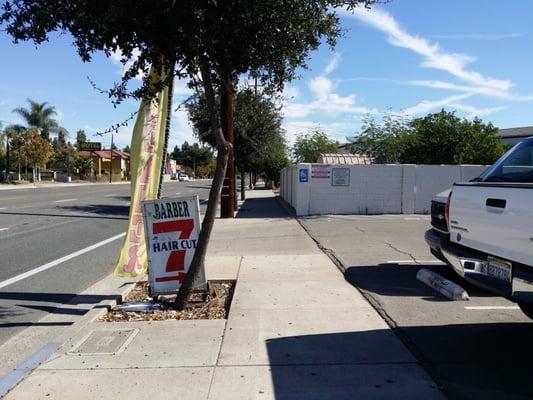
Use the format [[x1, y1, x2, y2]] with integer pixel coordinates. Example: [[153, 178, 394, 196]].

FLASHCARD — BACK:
[[425, 137, 533, 318]]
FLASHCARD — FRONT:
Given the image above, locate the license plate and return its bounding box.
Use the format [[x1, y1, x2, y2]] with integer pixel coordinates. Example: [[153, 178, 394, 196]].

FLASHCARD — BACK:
[[482, 257, 512, 282]]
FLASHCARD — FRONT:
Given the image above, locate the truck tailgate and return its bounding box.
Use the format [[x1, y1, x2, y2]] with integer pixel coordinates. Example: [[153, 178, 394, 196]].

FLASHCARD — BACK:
[[449, 183, 533, 266]]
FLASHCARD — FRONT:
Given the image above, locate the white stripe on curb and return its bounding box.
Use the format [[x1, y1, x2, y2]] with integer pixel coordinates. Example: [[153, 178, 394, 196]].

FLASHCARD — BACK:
[[416, 268, 469, 301], [0, 232, 126, 289], [465, 306, 519, 310]]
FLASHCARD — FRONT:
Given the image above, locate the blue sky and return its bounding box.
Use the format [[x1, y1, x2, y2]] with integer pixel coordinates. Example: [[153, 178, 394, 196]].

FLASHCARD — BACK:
[[1, 0, 532, 150]]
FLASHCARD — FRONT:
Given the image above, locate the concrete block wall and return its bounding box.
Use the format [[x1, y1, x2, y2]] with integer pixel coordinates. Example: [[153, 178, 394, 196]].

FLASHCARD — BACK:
[[280, 163, 488, 216]]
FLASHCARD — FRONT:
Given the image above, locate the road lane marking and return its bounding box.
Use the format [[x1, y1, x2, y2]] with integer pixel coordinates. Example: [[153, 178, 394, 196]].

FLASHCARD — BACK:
[[0, 228, 8, 232], [0, 207, 6, 210], [0, 232, 126, 289], [104, 194, 117, 197], [465, 306, 520, 310], [54, 198, 78, 203], [386, 260, 444, 264], [0, 342, 61, 398]]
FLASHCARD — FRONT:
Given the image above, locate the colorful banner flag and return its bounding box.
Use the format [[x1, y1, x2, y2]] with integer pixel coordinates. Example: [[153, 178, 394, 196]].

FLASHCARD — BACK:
[[114, 70, 170, 277]]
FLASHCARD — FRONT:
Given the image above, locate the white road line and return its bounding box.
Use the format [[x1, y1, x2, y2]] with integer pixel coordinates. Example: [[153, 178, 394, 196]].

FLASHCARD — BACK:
[[0, 207, 6, 210], [0, 232, 126, 289], [465, 306, 520, 310], [54, 198, 78, 203], [0, 228, 8, 232], [404, 217, 420, 220], [386, 260, 444, 264], [104, 194, 117, 197], [176, 192, 181, 195]]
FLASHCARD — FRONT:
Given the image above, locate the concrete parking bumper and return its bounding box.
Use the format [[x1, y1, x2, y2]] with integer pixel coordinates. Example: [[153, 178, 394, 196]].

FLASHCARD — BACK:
[[3, 189, 445, 399]]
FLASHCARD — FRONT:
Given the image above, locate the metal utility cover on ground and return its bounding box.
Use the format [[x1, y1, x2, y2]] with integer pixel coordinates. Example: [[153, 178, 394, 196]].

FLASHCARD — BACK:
[[143, 195, 204, 295], [68, 329, 139, 355]]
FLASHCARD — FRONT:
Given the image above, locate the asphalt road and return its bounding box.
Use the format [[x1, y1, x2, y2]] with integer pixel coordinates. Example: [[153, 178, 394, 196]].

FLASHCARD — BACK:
[[0, 180, 211, 347], [300, 214, 533, 400]]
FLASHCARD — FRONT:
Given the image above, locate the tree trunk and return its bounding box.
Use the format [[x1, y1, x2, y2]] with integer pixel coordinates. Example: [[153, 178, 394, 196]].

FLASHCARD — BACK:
[[249, 172, 253, 189], [240, 170, 246, 201], [32, 165, 36, 186], [220, 73, 235, 218], [175, 57, 231, 310]]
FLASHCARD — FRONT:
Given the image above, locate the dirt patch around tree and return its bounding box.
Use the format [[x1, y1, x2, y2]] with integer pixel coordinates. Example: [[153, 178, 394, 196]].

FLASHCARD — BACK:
[[99, 280, 235, 322]]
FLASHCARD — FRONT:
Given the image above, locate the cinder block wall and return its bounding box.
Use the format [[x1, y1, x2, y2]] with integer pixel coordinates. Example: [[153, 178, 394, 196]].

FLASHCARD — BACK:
[[280, 164, 488, 216]]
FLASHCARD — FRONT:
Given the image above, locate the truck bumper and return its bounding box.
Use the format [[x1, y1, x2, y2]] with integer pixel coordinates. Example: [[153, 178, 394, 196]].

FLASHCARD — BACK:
[[425, 229, 533, 303]]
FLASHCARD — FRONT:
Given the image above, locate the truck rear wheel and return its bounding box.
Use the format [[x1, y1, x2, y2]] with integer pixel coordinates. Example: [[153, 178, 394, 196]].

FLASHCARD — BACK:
[[518, 302, 533, 320]]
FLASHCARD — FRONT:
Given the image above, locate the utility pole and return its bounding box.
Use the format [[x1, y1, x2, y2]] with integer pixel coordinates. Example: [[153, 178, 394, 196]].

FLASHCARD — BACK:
[[220, 74, 235, 218], [5, 136, 10, 183], [109, 133, 113, 184]]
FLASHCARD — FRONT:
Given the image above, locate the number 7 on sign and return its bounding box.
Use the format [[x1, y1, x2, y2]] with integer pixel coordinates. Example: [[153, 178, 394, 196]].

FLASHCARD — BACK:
[[152, 219, 194, 283]]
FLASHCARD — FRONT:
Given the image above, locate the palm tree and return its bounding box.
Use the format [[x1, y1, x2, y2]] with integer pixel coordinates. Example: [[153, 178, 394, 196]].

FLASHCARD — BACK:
[[12, 99, 65, 142]]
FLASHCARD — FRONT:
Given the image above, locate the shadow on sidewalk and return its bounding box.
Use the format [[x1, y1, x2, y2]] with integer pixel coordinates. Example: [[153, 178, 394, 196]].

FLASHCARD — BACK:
[[266, 323, 533, 399], [236, 196, 290, 219]]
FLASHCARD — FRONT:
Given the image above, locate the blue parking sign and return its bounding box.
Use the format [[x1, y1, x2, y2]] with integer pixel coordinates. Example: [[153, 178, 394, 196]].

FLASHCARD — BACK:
[[299, 168, 308, 183]]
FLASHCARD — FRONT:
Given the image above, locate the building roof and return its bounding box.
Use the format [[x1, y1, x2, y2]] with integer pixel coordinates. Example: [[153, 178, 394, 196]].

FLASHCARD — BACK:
[[499, 126, 533, 139], [317, 153, 373, 165], [78, 150, 130, 160]]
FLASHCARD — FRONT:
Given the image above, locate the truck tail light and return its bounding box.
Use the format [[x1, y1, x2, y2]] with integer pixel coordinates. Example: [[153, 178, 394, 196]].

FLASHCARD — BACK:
[[445, 191, 452, 230]]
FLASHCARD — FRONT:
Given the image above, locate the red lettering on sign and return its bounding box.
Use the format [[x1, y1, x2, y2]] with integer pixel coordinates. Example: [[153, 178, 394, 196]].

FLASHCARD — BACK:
[[153, 219, 194, 282]]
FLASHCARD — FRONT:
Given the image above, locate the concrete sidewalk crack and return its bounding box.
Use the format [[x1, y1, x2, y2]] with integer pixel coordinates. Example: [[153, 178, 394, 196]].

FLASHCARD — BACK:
[[385, 242, 420, 264]]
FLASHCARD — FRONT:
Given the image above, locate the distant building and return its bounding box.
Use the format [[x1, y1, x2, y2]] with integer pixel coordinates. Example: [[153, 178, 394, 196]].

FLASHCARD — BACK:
[[77, 149, 130, 180], [499, 126, 533, 146]]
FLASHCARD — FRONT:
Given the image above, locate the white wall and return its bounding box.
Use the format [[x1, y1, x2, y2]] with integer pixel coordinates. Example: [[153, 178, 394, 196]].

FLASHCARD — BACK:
[[280, 163, 488, 216]]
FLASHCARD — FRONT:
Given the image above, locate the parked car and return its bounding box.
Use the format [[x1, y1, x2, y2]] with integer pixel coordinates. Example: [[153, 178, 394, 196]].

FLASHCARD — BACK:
[[425, 137, 533, 318], [178, 172, 190, 182]]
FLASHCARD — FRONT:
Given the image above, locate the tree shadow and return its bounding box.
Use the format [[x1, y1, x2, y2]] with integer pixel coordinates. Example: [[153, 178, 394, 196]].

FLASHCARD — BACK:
[[265, 324, 533, 400], [58, 204, 130, 217], [236, 197, 291, 219], [0, 210, 128, 221], [0, 292, 119, 305]]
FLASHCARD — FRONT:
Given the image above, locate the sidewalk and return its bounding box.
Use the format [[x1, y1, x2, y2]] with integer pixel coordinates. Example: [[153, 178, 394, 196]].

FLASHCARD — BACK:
[[3, 189, 445, 399]]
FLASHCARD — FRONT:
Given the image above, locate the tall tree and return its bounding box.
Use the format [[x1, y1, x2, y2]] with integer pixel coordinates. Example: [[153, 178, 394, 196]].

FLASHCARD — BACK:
[[75, 129, 87, 150], [188, 88, 287, 199], [11, 99, 65, 142], [293, 130, 339, 162], [1, 0, 377, 308], [22, 128, 54, 183]]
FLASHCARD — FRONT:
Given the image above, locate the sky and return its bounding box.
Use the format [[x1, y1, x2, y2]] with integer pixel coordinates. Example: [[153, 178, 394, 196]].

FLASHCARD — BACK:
[[1, 0, 532, 151]]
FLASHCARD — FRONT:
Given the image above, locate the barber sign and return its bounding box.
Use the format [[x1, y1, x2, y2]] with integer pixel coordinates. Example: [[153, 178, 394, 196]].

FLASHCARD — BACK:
[[142, 196, 202, 295]]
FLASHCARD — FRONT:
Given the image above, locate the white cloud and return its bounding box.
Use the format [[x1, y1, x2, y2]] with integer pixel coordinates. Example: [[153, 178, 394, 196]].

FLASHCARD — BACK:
[[430, 33, 525, 41], [341, 7, 520, 97], [403, 80, 533, 101], [283, 120, 357, 146], [400, 93, 472, 115], [323, 52, 342, 75], [284, 92, 377, 118], [398, 93, 505, 119], [447, 103, 506, 119], [109, 48, 145, 81], [308, 76, 334, 97], [282, 84, 300, 100]]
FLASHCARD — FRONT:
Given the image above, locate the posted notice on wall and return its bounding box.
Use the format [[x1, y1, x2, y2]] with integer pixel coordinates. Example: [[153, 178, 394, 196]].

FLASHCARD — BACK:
[[311, 164, 331, 179], [331, 168, 350, 186], [142, 196, 203, 295]]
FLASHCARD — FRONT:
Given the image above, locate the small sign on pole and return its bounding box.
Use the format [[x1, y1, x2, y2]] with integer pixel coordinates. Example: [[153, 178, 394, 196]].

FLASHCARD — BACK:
[[142, 196, 204, 295]]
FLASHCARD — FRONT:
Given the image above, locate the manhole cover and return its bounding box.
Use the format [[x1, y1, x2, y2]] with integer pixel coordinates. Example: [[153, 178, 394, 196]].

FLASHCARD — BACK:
[[68, 329, 139, 355]]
